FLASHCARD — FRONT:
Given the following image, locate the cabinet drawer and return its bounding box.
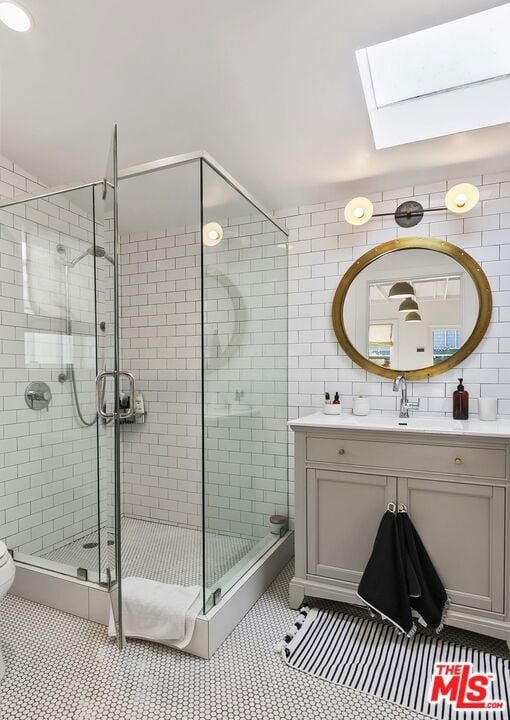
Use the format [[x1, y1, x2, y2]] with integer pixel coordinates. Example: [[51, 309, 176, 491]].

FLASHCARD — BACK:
[[306, 436, 506, 479]]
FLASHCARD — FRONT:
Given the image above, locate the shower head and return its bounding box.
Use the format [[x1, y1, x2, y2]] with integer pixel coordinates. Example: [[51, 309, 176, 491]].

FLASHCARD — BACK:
[[64, 245, 115, 267], [87, 245, 114, 264]]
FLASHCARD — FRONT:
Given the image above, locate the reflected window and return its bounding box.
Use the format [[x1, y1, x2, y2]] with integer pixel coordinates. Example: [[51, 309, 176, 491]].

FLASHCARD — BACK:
[[432, 328, 461, 365], [368, 323, 393, 367]]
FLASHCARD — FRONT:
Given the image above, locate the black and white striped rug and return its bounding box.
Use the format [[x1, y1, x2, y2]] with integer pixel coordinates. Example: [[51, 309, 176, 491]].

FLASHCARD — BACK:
[[280, 608, 510, 720]]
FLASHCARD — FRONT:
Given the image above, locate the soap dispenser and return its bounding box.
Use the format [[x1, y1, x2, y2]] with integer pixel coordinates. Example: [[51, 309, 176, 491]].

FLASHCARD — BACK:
[[453, 378, 469, 420]]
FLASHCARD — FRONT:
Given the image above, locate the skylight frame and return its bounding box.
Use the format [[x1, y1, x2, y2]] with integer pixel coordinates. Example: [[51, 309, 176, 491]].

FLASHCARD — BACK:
[[356, 3, 510, 149]]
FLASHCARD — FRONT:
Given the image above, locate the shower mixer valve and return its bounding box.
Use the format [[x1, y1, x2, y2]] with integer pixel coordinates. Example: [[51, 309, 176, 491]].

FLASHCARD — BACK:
[[25, 381, 52, 411]]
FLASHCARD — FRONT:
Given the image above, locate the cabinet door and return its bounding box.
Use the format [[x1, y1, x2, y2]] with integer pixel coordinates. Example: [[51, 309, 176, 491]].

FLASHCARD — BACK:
[[400, 477, 505, 613], [307, 468, 396, 584]]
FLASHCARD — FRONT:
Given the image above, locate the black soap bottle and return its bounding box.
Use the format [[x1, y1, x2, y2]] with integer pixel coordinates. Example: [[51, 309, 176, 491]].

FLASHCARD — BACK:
[[453, 378, 469, 420]]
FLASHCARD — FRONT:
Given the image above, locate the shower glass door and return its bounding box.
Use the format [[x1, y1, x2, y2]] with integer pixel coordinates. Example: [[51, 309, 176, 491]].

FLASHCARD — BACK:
[[0, 183, 103, 580], [0, 128, 123, 642], [97, 124, 124, 646]]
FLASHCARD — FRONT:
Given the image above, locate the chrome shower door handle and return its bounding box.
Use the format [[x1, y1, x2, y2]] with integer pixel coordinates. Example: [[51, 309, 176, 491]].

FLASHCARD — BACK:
[[119, 371, 135, 420], [95, 370, 136, 420], [96, 371, 115, 419]]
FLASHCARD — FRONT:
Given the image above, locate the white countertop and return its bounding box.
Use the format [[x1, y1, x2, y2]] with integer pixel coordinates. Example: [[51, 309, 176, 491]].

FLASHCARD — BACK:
[[288, 412, 510, 439]]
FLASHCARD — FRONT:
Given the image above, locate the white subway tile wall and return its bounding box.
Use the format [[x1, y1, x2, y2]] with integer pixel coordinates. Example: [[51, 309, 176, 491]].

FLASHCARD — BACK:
[[119, 211, 288, 541], [119, 226, 203, 530], [203, 221, 288, 540]]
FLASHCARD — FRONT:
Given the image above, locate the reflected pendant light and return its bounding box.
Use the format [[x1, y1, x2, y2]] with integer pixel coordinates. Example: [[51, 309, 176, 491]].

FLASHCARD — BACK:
[[388, 281, 415, 299], [344, 197, 374, 226], [405, 311, 422, 322], [203, 222, 223, 247], [445, 183, 479, 214], [398, 297, 419, 313]]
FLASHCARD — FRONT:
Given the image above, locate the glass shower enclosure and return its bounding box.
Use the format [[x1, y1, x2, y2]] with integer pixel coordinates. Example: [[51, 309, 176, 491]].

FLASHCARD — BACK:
[[0, 134, 289, 648]]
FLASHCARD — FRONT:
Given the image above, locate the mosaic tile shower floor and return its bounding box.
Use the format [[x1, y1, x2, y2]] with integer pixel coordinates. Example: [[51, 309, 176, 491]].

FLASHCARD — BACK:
[[0, 561, 508, 720], [41, 517, 257, 589]]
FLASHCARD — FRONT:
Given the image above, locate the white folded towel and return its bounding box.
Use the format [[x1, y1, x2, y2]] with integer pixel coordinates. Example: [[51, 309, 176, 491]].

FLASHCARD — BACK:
[[108, 577, 202, 648]]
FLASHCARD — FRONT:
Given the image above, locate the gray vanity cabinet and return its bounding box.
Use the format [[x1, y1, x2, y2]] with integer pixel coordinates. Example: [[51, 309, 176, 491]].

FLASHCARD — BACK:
[[290, 422, 510, 647]]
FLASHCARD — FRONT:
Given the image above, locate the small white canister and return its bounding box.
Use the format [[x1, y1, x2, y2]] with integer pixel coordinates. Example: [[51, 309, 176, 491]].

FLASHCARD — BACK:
[[353, 395, 370, 416], [323, 402, 341, 415], [478, 397, 497, 421]]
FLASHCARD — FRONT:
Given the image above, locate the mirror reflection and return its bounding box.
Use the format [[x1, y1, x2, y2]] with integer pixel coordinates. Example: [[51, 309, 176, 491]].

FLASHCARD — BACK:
[[342, 249, 479, 371]]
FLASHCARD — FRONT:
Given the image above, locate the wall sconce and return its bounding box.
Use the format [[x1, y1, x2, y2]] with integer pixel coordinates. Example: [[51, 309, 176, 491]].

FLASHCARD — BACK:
[[344, 183, 479, 228], [344, 197, 374, 226], [445, 183, 480, 214], [203, 222, 223, 247]]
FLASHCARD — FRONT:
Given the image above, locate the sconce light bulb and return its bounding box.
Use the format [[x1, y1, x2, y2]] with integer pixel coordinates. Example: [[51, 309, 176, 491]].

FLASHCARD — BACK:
[[209, 230, 219, 241], [445, 183, 479, 214], [344, 197, 373, 226]]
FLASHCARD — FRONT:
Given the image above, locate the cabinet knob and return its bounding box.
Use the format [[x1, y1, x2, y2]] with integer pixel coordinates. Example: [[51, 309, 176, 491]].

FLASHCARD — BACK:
[[338, 449, 345, 455], [455, 457, 462, 465]]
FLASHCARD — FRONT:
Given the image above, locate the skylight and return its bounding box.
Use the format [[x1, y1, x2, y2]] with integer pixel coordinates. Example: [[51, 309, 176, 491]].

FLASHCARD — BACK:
[[356, 4, 510, 148]]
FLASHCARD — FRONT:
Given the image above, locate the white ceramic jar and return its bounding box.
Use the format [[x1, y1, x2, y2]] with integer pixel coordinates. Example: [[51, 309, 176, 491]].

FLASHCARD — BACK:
[[353, 396, 370, 416], [478, 397, 497, 421]]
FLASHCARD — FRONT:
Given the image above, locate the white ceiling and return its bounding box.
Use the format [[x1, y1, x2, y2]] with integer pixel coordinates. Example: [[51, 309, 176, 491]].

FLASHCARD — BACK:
[[1, 0, 509, 210]]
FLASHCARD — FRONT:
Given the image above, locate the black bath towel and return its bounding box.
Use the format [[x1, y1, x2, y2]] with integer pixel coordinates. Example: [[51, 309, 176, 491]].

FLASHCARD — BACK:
[[357, 508, 415, 636], [397, 508, 449, 632]]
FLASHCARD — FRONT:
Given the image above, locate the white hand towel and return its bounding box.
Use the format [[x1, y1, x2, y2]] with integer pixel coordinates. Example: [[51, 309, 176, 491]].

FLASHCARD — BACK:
[[108, 577, 202, 646]]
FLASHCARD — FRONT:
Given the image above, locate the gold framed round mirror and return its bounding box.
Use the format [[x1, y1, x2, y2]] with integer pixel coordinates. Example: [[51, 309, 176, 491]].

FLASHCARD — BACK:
[[332, 237, 492, 380]]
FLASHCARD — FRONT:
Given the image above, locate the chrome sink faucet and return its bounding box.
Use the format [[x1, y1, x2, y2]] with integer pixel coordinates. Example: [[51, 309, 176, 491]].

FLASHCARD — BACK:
[[393, 375, 420, 418]]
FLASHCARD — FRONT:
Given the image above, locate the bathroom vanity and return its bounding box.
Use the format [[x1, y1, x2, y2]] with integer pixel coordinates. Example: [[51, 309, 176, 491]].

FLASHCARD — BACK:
[[290, 234, 506, 642], [289, 413, 510, 647]]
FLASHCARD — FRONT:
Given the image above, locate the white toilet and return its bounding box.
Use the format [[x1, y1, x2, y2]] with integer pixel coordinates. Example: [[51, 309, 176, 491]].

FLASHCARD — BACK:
[[0, 541, 15, 682]]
